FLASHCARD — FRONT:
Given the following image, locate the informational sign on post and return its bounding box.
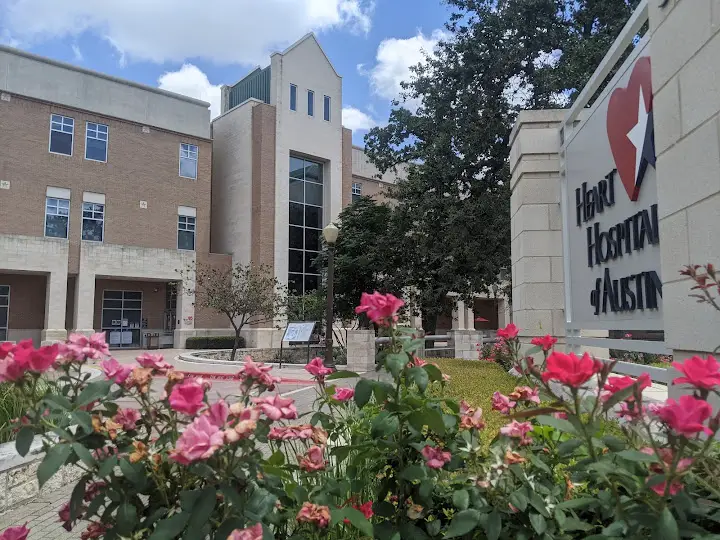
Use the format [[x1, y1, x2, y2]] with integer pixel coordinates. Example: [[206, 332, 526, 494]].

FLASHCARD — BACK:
[[282, 322, 316, 343]]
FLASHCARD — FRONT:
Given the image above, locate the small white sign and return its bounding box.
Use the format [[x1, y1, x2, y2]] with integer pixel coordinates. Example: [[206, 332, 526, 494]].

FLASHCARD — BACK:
[[0, 93, 10, 102], [283, 322, 316, 343], [121, 331, 133, 345], [109, 331, 121, 345], [0, 181, 9, 190], [142, 126, 150, 134], [139, 201, 148, 209]]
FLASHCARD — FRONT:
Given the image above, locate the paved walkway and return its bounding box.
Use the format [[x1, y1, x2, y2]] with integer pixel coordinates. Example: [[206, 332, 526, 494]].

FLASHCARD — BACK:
[[0, 349, 329, 539]]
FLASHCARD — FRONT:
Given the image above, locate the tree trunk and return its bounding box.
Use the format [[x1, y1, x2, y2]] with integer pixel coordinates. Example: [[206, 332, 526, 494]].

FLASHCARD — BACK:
[[231, 328, 242, 362]]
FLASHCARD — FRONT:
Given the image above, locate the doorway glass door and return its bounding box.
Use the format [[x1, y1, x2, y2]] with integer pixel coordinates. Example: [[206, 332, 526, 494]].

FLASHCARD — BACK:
[[102, 290, 142, 348], [0, 285, 9, 342]]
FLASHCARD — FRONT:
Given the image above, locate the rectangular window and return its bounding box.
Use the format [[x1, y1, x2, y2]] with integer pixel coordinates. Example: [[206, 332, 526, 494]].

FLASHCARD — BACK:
[[290, 84, 297, 111], [85, 122, 108, 162], [82, 201, 104, 242], [288, 156, 323, 295], [179, 143, 198, 180], [0, 285, 9, 342], [352, 182, 362, 202], [178, 214, 196, 251], [45, 196, 70, 239], [324, 95, 331, 121], [307, 90, 314, 117], [49, 114, 74, 156]]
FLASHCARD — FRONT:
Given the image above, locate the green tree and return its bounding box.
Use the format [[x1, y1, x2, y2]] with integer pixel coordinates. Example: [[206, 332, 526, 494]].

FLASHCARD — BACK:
[[364, 0, 640, 331]]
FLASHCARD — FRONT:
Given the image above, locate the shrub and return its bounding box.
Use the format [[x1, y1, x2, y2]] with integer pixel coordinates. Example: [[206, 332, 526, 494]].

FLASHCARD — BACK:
[[185, 335, 246, 350]]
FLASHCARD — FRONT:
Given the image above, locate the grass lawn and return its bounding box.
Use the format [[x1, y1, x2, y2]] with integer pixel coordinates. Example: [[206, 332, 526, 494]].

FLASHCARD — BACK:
[[434, 358, 519, 446]]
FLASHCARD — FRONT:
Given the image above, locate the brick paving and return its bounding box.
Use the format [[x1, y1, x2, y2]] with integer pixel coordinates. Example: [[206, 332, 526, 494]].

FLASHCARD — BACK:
[[0, 347, 335, 539]]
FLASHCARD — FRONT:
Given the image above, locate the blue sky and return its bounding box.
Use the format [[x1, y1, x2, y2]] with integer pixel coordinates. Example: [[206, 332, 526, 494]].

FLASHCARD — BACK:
[[0, 0, 452, 145]]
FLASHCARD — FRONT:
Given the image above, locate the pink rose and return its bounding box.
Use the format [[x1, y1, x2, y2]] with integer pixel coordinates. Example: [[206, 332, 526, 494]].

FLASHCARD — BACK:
[[228, 523, 263, 540], [541, 351, 603, 388], [268, 425, 314, 441], [305, 357, 333, 381], [497, 323, 519, 340], [491, 392, 516, 415], [65, 332, 110, 361], [354, 291, 405, 326], [672, 356, 720, 390], [169, 416, 224, 465], [252, 395, 297, 421], [296, 502, 331, 529], [657, 395, 713, 437], [136, 353, 173, 372], [530, 334, 557, 351], [332, 387, 354, 402], [169, 379, 206, 416], [509, 386, 540, 405], [99, 357, 133, 384], [421, 445, 452, 469], [641, 447, 693, 496], [113, 408, 141, 431], [500, 420, 533, 445], [602, 373, 651, 402], [299, 445, 327, 472], [238, 357, 281, 390], [206, 399, 230, 427], [0, 525, 30, 540]]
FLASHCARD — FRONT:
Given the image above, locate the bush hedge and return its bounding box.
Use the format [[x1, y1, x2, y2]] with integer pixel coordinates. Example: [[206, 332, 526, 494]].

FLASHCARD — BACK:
[[185, 335, 246, 350]]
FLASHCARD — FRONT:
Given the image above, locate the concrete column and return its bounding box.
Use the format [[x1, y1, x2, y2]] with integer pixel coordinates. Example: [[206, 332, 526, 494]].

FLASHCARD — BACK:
[[451, 329, 481, 360], [41, 270, 68, 344], [346, 329, 375, 373], [497, 298, 510, 328], [649, 0, 720, 395], [73, 271, 95, 336], [174, 278, 196, 348], [465, 306, 475, 332], [509, 110, 567, 347], [451, 300, 465, 330]]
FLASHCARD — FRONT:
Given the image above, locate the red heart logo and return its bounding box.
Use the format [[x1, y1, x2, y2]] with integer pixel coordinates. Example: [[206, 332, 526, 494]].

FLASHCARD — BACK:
[[606, 56, 653, 202]]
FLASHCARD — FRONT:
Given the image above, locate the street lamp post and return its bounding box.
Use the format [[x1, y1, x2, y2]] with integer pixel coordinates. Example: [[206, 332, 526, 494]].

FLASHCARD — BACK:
[[323, 223, 339, 369]]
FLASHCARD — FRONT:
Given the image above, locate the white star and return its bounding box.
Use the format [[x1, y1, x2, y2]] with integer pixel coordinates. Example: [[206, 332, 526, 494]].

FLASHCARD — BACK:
[[627, 87, 649, 186]]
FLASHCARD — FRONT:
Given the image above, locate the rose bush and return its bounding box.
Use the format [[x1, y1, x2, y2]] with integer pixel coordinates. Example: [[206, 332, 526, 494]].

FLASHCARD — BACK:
[[0, 264, 719, 538]]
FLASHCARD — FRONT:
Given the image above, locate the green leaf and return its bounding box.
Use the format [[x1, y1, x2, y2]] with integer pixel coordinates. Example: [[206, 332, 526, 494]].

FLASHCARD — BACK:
[[77, 380, 112, 407], [120, 459, 146, 488], [400, 464, 427, 481], [509, 490, 528, 512], [184, 487, 216, 539], [562, 517, 593, 532], [354, 379, 373, 408], [616, 449, 658, 463], [399, 523, 430, 540], [408, 409, 445, 435], [38, 443, 72, 487], [148, 512, 190, 540], [117, 502, 137, 536], [69, 479, 87, 521], [524, 345, 543, 357], [371, 412, 399, 437], [445, 509, 480, 538], [267, 450, 285, 466], [15, 426, 34, 457], [486, 510, 501, 540], [343, 507, 374, 537], [72, 443, 96, 467], [215, 517, 245, 540], [530, 513, 547, 535], [602, 435, 626, 452], [422, 363, 443, 382], [452, 490, 469, 511], [656, 508, 679, 540], [528, 491, 550, 517], [373, 381, 395, 403], [556, 498, 596, 511], [407, 366, 429, 392], [97, 456, 117, 478], [557, 439, 584, 457], [385, 353, 406, 379], [244, 486, 277, 520], [44, 394, 73, 411], [536, 415, 577, 435], [601, 385, 635, 412], [402, 338, 425, 354], [326, 370, 360, 380], [71, 411, 94, 432]]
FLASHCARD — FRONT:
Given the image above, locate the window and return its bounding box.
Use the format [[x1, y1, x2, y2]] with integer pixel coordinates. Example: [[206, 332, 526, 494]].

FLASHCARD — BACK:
[[352, 182, 362, 202], [0, 285, 8, 342], [45, 197, 70, 239], [290, 84, 297, 111], [178, 215, 196, 251], [82, 202, 104, 241], [85, 122, 108, 162], [179, 143, 198, 179], [49, 114, 74, 156], [307, 90, 314, 117], [288, 156, 323, 295], [324, 95, 331, 121]]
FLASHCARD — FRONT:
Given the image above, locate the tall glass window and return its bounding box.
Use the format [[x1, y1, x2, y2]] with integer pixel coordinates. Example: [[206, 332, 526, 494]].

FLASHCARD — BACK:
[[0, 285, 9, 342], [290, 84, 297, 111], [45, 197, 70, 239], [323, 95, 331, 121], [307, 90, 314, 117], [289, 156, 323, 295]]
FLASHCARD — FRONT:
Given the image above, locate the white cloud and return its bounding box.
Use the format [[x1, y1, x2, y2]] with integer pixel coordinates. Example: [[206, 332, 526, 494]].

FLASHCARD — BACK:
[[342, 106, 377, 131], [158, 64, 222, 118], [71, 44, 83, 62], [1, 0, 374, 65], [360, 29, 446, 109]]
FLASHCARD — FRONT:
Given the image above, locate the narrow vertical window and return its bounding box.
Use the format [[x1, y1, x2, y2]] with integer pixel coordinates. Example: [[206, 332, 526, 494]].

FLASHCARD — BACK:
[[307, 90, 314, 117], [85, 122, 108, 162], [82, 201, 105, 241], [323, 95, 331, 121], [178, 208, 196, 251], [45, 196, 70, 239], [179, 143, 198, 179], [49, 114, 74, 156], [290, 84, 297, 111]]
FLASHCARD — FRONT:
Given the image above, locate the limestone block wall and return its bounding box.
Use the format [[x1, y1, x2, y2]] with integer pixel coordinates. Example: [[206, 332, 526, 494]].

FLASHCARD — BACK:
[[650, 0, 720, 366], [346, 330, 375, 373]]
